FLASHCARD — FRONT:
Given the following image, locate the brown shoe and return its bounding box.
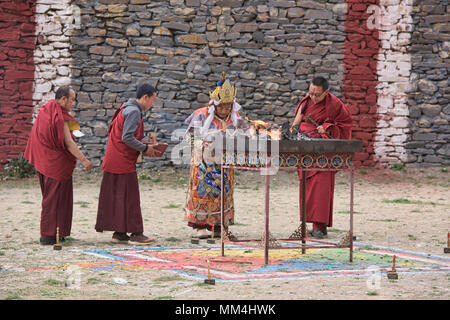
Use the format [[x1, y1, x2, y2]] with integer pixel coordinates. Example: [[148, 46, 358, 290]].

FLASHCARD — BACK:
[[311, 229, 326, 239], [130, 233, 155, 244], [112, 232, 130, 244]]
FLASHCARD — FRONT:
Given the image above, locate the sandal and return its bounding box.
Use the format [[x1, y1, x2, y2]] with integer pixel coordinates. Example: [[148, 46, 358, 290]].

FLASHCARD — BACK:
[[130, 233, 155, 244]]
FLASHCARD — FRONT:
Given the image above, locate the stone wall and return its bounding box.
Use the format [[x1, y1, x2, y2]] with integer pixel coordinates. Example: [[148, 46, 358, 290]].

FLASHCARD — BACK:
[[406, 0, 449, 166], [0, 0, 448, 170], [70, 0, 349, 169]]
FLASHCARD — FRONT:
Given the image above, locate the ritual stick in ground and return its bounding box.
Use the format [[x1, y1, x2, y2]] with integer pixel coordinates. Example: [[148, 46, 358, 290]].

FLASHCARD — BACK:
[[204, 260, 215, 285], [207, 225, 216, 244], [53, 227, 62, 251], [387, 255, 398, 280], [444, 233, 450, 254]]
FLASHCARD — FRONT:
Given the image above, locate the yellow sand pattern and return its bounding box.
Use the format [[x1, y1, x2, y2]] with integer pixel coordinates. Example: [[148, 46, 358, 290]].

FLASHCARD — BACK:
[[159, 248, 318, 260]]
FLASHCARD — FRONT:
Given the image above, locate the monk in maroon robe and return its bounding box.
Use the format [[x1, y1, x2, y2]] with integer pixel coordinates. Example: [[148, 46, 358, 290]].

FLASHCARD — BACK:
[[96, 84, 167, 244], [24, 86, 92, 245], [292, 77, 352, 238]]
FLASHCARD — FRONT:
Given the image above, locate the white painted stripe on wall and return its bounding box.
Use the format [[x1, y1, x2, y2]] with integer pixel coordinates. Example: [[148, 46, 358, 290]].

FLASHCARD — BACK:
[[374, 0, 413, 165], [32, 0, 77, 118]]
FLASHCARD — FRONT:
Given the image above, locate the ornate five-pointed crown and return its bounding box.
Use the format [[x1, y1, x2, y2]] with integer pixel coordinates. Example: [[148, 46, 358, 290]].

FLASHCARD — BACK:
[[209, 72, 236, 104]]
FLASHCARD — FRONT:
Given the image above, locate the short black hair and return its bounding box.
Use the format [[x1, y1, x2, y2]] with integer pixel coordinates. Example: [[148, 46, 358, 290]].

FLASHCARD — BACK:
[[310, 77, 329, 91], [55, 86, 74, 100], [137, 83, 157, 99]]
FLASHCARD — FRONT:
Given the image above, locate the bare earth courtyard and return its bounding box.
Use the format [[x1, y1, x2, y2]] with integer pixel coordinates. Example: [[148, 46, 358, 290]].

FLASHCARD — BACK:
[[0, 166, 448, 301]]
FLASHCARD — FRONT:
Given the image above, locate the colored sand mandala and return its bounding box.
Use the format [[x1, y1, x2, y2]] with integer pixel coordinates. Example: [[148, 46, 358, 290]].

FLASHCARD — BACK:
[[71, 242, 450, 282]]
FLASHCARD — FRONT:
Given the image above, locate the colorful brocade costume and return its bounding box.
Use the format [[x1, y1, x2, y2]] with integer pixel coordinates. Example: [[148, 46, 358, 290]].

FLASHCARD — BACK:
[[183, 79, 248, 231]]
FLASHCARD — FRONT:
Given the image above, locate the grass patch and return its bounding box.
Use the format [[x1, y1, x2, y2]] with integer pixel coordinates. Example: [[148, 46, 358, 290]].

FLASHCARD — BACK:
[[4, 292, 22, 300], [327, 228, 347, 234], [382, 198, 440, 206], [21, 201, 34, 204], [165, 237, 181, 242], [390, 163, 405, 172], [162, 202, 181, 209], [338, 210, 361, 214], [1, 152, 36, 179], [43, 279, 63, 286], [74, 201, 90, 208], [87, 278, 102, 285], [233, 222, 249, 226], [368, 219, 398, 223], [153, 275, 184, 282], [153, 296, 173, 300]]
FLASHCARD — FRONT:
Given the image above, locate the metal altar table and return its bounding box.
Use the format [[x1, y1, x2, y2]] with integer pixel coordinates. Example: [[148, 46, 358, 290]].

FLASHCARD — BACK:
[[219, 137, 363, 265]]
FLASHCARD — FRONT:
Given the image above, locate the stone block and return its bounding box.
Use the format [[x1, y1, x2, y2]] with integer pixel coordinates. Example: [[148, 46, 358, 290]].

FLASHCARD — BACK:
[[417, 79, 438, 95], [231, 23, 259, 33], [304, 9, 333, 20], [177, 34, 208, 44], [105, 38, 128, 47], [412, 132, 437, 141], [420, 104, 441, 117], [89, 46, 114, 55], [287, 8, 304, 18]]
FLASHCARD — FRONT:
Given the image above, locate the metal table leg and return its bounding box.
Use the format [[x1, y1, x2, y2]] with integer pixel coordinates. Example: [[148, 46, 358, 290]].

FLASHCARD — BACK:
[[264, 173, 270, 265], [350, 167, 354, 262], [301, 168, 306, 254], [220, 163, 225, 257]]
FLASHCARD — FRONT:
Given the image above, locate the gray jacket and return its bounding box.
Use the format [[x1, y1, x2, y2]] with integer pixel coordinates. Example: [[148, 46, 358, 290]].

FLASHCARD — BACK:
[[121, 99, 147, 153]]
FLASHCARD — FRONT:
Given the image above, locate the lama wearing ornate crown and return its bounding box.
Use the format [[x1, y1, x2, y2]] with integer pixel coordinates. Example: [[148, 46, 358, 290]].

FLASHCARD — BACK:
[[183, 73, 249, 240]]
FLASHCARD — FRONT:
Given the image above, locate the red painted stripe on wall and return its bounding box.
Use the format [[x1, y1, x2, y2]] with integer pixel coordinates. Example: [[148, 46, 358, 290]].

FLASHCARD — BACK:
[[343, 0, 381, 167], [0, 0, 36, 169]]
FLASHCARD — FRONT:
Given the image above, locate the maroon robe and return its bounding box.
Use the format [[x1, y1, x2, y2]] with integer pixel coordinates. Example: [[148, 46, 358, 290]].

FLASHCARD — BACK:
[[294, 93, 352, 228], [24, 100, 78, 237], [95, 104, 145, 234], [38, 173, 73, 237]]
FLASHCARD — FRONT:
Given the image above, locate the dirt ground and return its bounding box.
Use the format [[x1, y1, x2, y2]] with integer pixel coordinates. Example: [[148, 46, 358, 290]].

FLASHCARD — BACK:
[[0, 166, 448, 301]]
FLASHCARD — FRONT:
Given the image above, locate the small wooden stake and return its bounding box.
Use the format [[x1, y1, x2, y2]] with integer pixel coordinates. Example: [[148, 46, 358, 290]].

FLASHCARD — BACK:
[[444, 233, 450, 254], [53, 227, 62, 251], [204, 260, 215, 285], [207, 227, 216, 244], [387, 255, 398, 280]]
